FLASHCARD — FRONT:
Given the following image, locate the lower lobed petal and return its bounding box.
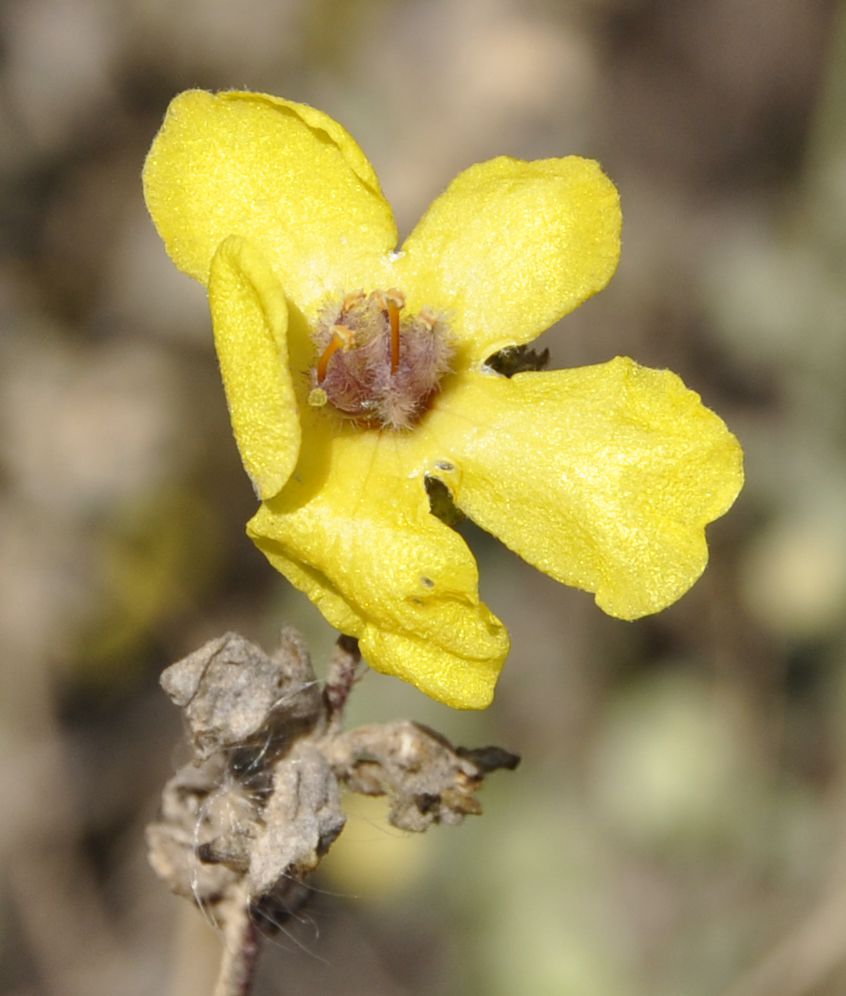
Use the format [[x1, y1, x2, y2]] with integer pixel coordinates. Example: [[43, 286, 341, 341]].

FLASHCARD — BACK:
[[424, 357, 744, 620], [247, 421, 509, 708], [360, 624, 507, 710]]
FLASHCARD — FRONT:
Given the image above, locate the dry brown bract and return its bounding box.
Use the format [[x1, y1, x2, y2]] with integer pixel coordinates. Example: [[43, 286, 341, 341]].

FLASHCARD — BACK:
[[147, 629, 518, 995]]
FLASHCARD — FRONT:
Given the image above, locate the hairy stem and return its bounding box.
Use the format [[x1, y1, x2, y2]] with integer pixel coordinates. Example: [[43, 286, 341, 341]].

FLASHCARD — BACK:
[[213, 890, 262, 996]]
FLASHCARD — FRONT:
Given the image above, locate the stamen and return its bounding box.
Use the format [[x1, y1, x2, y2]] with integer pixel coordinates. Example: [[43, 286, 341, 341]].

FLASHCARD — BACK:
[[317, 325, 355, 383], [374, 289, 404, 376], [316, 336, 343, 383], [310, 287, 453, 430], [341, 290, 365, 311], [418, 308, 437, 332], [388, 299, 400, 374]]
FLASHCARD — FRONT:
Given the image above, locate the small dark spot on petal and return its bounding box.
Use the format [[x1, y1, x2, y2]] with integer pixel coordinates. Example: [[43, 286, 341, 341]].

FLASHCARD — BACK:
[[420, 576, 434, 589]]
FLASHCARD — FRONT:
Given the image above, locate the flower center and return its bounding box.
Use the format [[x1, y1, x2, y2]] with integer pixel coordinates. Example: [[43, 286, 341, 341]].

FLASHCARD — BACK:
[[307, 289, 454, 430]]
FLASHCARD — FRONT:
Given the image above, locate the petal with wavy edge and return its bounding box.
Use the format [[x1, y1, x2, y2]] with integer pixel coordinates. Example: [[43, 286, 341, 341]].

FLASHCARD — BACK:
[[208, 237, 300, 499], [360, 627, 504, 710], [396, 156, 621, 365], [143, 90, 397, 310], [247, 421, 509, 709], [425, 359, 744, 619]]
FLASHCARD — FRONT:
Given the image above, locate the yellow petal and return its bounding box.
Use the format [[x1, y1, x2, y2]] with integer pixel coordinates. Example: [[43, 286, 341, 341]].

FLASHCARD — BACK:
[[426, 359, 744, 619], [208, 237, 300, 499], [360, 627, 504, 711], [397, 156, 621, 364], [247, 421, 509, 708], [143, 90, 397, 309]]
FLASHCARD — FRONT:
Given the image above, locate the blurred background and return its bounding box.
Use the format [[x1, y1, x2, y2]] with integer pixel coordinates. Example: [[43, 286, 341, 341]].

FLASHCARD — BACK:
[[2, 0, 845, 993]]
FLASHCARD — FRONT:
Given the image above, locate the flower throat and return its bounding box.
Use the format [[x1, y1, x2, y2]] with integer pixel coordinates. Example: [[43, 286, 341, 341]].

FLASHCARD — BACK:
[[307, 289, 454, 430]]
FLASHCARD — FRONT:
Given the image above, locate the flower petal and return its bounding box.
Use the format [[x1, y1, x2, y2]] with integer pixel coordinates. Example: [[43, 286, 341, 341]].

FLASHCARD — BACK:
[[143, 90, 397, 309], [426, 359, 744, 619], [360, 628, 504, 711], [397, 156, 621, 364], [247, 423, 509, 708], [208, 237, 300, 499]]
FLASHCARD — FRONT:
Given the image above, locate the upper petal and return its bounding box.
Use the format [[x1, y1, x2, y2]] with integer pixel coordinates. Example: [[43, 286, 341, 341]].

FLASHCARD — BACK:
[[208, 236, 301, 499], [396, 156, 621, 365], [247, 421, 509, 709], [425, 359, 744, 619], [143, 90, 397, 310]]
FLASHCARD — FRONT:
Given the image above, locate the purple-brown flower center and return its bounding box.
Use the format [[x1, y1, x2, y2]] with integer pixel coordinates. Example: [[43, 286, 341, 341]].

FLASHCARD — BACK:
[[307, 289, 454, 430]]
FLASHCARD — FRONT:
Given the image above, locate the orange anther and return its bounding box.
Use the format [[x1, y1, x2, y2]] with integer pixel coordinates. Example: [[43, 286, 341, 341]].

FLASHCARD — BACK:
[[317, 333, 344, 382], [388, 299, 401, 374], [332, 324, 355, 348], [341, 289, 365, 312], [317, 325, 356, 382], [418, 308, 437, 331]]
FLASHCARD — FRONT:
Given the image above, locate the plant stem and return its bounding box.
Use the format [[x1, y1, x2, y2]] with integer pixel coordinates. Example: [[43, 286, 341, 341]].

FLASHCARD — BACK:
[[213, 889, 262, 996]]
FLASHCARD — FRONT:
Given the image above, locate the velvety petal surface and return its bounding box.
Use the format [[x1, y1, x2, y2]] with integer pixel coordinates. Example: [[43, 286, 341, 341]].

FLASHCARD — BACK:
[[425, 359, 744, 618], [247, 422, 510, 709], [208, 237, 300, 500], [397, 156, 621, 365], [143, 90, 397, 310]]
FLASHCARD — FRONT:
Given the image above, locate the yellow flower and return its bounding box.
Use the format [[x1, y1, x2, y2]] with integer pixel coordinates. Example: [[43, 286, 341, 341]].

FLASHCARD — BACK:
[[143, 90, 743, 710]]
